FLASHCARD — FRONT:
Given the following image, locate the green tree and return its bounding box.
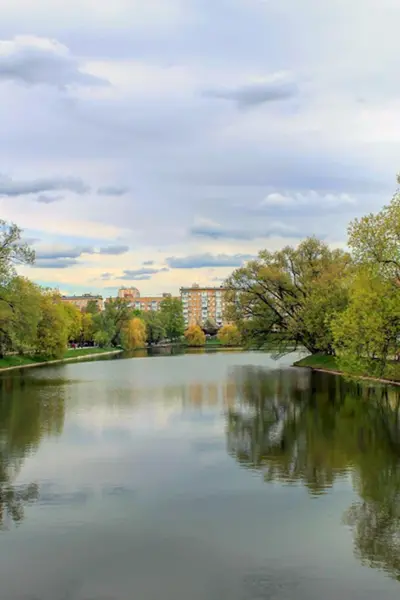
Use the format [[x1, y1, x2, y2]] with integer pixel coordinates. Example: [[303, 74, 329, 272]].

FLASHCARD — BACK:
[[184, 325, 206, 347], [143, 311, 166, 345], [81, 312, 94, 344], [85, 299, 100, 315], [93, 298, 134, 347], [0, 277, 42, 357], [160, 297, 185, 341], [62, 302, 83, 344], [35, 294, 68, 359], [225, 237, 352, 355], [217, 324, 241, 346], [348, 179, 400, 280], [332, 268, 400, 378], [0, 220, 35, 284], [0, 222, 37, 357], [93, 330, 111, 348]]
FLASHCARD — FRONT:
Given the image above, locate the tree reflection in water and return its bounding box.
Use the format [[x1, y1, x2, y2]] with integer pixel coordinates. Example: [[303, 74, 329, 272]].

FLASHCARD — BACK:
[[226, 366, 400, 580], [0, 374, 65, 529]]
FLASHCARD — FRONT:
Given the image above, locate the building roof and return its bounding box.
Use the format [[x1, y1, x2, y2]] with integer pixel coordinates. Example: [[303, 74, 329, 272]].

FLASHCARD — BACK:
[[180, 285, 226, 292], [62, 294, 103, 300]]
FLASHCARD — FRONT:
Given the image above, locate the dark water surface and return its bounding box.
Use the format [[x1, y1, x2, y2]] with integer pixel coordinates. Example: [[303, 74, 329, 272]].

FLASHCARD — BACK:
[[1, 351, 400, 599]]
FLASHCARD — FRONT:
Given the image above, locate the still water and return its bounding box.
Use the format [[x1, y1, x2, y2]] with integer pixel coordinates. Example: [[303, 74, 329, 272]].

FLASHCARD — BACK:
[[1, 350, 400, 599]]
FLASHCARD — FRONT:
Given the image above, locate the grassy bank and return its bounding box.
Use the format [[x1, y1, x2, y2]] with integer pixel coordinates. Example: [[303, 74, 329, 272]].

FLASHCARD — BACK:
[[0, 347, 120, 370], [294, 353, 400, 385], [294, 354, 339, 371]]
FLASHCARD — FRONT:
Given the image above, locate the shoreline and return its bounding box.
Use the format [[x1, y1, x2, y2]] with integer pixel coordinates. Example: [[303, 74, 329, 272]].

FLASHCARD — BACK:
[[294, 356, 400, 387], [0, 349, 123, 373]]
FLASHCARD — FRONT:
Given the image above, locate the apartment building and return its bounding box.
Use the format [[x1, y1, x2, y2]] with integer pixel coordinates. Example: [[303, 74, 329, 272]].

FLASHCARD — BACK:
[[118, 287, 140, 301], [61, 294, 104, 312], [180, 283, 227, 327], [117, 288, 177, 312]]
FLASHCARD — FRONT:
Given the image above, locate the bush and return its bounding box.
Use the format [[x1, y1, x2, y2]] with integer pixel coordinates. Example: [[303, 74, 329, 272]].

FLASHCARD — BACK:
[[217, 324, 241, 347], [184, 325, 206, 347]]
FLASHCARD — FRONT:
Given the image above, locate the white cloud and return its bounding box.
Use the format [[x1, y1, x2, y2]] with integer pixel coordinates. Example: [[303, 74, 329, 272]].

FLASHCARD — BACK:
[[261, 191, 357, 208], [0, 0, 399, 295]]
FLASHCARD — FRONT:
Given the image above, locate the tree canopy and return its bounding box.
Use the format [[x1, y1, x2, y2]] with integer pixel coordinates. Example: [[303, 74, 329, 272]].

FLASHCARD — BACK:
[[225, 237, 352, 355]]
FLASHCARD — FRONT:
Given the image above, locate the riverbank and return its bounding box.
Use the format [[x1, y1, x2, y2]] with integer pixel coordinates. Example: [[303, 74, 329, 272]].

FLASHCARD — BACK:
[[294, 353, 400, 386], [0, 347, 123, 372]]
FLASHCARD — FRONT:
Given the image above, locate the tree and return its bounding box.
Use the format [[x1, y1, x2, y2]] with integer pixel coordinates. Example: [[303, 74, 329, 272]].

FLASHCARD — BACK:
[[85, 299, 100, 315], [203, 318, 218, 336], [62, 303, 82, 344], [348, 180, 400, 280], [121, 317, 146, 350], [0, 277, 42, 357], [0, 222, 37, 356], [143, 311, 166, 345], [225, 237, 352, 355], [93, 298, 134, 347], [331, 268, 400, 378], [93, 330, 111, 348], [160, 297, 185, 341], [0, 220, 35, 284], [217, 324, 241, 347], [81, 312, 94, 344], [184, 325, 206, 347], [35, 294, 68, 359]]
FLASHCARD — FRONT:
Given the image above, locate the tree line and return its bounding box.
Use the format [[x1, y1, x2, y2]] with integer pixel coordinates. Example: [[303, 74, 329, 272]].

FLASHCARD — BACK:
[[224, 178, 400, 379], [0, 221, 241, 360]]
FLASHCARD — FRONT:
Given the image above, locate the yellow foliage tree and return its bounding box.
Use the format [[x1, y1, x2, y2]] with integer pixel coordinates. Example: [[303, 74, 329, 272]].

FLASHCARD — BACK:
[[121, 317, 146, 350], [217, 324, 242, 347], [184, 325, 206, 347]]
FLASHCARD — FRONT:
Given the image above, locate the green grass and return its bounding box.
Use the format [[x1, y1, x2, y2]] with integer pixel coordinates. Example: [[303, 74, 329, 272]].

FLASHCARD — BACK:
[[0, 347, 119, 370], [204, 338, 222, 346], [293, 353, 400, 383], [294, 353, 339, 370]]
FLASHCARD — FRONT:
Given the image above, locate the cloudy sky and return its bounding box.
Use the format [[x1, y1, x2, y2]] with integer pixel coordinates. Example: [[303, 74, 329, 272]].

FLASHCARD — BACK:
[[1, 0, 399, 296]]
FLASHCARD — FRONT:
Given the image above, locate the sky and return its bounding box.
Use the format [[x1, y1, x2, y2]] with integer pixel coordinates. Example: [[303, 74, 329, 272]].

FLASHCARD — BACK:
[[1, 0, 399, 297]]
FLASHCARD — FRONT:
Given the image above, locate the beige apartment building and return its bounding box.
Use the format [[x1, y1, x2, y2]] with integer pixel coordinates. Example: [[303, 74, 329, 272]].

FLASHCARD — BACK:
[[118, 288, 178, 312], [180, 283, 227, 327], [61, 294, 104, 312]]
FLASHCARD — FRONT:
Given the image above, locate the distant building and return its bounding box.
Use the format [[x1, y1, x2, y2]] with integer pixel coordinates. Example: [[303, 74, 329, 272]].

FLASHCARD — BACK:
[[117, 288, 177, 312], [118, 287, 140, 301], [180, 283, 227, 328], [61, 294, 104, 312]]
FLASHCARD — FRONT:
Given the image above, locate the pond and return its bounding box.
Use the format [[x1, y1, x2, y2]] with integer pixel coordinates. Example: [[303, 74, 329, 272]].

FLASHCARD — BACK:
[[0, 350, 399, 599]]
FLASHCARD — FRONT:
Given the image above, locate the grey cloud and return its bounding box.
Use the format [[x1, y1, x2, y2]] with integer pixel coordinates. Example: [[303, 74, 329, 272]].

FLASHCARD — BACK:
[[190, 222, 255, 241], [99, 245, 130, 255], [143, 260, 154, 266], [100, 272, 113, 280], [166, 253, 254, 269], [0, 37, 108, 88], [119, 267, 168, 280], [32, 245, 129, 269], [34, 258, 79, 269], [203, 77, 298, 108], [21, 236, 40, 245], [0, 174, 90, 197], [190, 219, 307, 241], [36, 194, 64, 204], [97, 185, 130, 196], [35, 246, 94, 260]]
